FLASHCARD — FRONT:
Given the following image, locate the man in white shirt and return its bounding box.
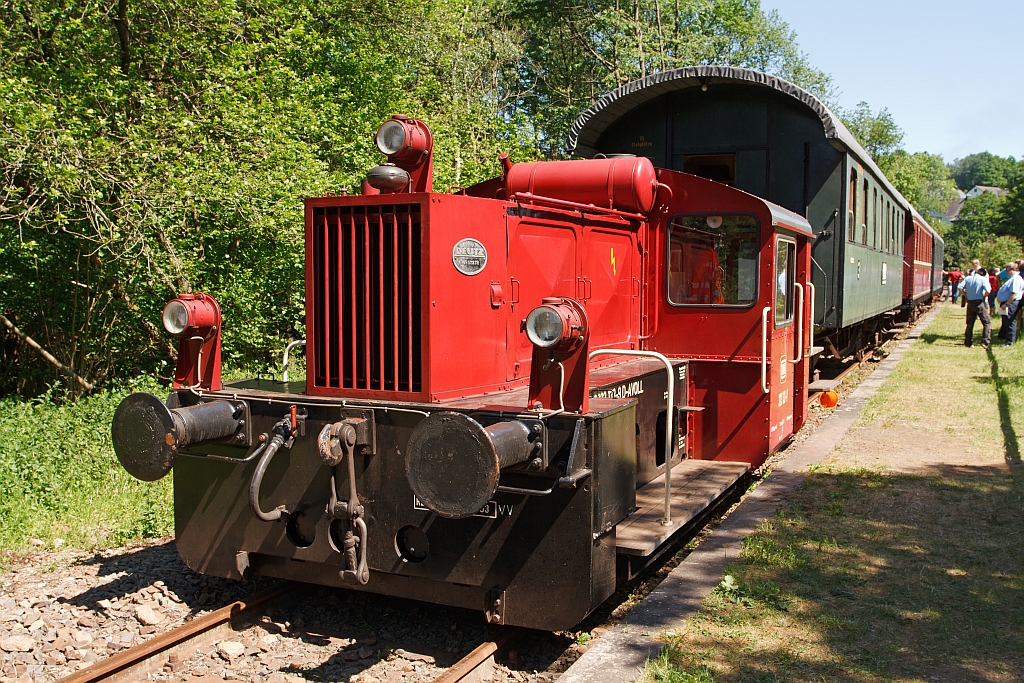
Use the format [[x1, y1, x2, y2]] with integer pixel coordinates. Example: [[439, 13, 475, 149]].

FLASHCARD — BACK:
[[995, 263, 1024, 345]]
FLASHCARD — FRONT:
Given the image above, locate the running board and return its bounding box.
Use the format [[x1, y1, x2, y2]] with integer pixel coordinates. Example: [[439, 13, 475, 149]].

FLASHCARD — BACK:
[[615, 460, 749, 558]]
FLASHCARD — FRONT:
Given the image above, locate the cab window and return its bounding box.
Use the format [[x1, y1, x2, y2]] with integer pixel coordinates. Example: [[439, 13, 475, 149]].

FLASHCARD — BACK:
[[775, 238, 796, 325], [668, 214, 758, 306]]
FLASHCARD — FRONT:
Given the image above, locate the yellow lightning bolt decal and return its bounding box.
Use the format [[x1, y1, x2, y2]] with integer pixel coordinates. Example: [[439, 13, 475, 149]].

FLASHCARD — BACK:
[[610, 247, 616, 276]]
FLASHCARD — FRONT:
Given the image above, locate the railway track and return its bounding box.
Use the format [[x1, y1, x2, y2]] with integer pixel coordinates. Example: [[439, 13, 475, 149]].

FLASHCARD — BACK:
[[808, 313, 921, 407], [429, 628, 522, 683], [52, 580, 521, 683], [55, 583, 299, 683]]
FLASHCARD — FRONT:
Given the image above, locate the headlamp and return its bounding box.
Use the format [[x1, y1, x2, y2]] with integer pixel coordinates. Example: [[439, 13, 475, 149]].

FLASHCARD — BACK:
[[160, 294, 220, 336], [162, 300, 190, 335], [524, 298, 588, 353], [376, 120, 407, 156], [525, 306, 566, 348]]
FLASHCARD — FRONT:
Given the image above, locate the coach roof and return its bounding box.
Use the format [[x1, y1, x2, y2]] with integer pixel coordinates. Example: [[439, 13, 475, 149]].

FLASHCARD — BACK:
[[566, 65, 911, 214]]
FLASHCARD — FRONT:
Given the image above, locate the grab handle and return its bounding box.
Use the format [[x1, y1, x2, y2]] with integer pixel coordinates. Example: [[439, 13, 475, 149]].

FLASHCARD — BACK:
[[761, 306, 770, 394], [790, 283, 804, 364], [806, 281, 816, 354]]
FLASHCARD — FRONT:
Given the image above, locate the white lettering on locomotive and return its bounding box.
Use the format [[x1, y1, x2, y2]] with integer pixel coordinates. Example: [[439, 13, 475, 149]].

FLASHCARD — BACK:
[[415, 496, 503, 518], [591, 379, 644, 399]]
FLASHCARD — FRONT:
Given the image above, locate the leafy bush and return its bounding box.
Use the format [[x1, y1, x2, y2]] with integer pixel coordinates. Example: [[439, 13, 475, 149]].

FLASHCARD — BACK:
[[0, 379, 174, 551]]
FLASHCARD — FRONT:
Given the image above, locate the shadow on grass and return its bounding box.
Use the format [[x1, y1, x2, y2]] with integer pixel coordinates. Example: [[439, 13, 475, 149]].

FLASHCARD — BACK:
[[985, 347, 1022, 466], [655, 466, 1024, 683]]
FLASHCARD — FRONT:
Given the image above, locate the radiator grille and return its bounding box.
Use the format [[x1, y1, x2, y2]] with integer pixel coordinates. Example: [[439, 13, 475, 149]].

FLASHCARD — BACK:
[[311, 204, 422, 392]]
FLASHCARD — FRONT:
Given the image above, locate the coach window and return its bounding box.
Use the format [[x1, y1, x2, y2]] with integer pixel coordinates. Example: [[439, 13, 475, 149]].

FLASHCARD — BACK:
[[667, 214, 758, 306], [886, 201, 892, 252], [883, 200, 888, 252], [775, 238, 796, 326], [888, 206, 893, 253], [848, 170, 857, 241], [861, 179, 869, 244], [891, 206, 897, 253]]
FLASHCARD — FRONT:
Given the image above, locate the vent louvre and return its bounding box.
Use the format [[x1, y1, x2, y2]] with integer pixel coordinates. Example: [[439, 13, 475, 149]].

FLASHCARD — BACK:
[[311, 204, 422, 392]]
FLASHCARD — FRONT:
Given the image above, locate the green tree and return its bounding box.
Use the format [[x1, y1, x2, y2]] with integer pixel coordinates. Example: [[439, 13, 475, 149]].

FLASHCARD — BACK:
[[841, 101, 903, 160], [944, 192, 1008, 268], [0, 0, 526, 394], [949, 152, 1021, 191], [973, 236, 1022, 271], [503, 0, 833, 155], [881, 151, 959, 224], [999, 184, 1024, 240]]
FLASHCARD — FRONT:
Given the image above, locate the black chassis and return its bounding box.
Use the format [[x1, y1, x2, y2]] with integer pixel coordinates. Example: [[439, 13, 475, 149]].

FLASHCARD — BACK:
[[167, 383, 637, 631]]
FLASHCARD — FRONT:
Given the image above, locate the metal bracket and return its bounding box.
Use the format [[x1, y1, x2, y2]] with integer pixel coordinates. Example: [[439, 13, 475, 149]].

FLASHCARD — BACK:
[[340, 409, 376, 455], [235, 551, 250, 579], [485, 589, 506, 625], [558, 419, 592, 488], [519, 418, 548, 469]]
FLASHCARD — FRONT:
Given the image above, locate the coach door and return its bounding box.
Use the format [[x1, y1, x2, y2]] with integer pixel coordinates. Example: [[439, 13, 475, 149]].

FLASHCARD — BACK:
[[767, 236, 797, 449]]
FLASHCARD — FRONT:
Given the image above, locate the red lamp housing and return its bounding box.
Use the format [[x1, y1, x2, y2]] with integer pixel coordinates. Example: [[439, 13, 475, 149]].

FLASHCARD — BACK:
[[526, 298, 591, 414], [370, 115, 434, 193], [163, 293, 223, 391]]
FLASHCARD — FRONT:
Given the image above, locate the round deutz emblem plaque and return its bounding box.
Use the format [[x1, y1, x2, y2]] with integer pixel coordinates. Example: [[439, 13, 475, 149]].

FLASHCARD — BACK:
[[452, 238, 487, 276]]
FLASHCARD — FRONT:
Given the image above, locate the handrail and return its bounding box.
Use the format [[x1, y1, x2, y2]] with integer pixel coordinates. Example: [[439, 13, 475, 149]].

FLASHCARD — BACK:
[[589, 349, 675, 526], [789, 283, 804, 364], [760, 307, 771, 394], [282, 339, 306, 382], [510, 192, 646, 222], [806, 281, 816, 353]]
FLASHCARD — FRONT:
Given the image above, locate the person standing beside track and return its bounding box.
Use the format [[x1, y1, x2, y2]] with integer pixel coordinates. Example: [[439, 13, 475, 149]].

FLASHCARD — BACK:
[[989, 268, 1000, 314], [948, 268, 964, 304], [959, 267, 992, 348], [996, 263, 1024, 346]]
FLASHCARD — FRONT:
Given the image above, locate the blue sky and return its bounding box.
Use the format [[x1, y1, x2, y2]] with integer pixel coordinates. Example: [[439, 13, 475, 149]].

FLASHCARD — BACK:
[[760, 0, 1024, 162]]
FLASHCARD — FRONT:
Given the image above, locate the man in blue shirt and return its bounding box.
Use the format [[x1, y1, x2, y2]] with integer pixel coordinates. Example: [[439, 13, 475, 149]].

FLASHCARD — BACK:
[[996, 263, 1024, 346], [958, 267, 992, 348]]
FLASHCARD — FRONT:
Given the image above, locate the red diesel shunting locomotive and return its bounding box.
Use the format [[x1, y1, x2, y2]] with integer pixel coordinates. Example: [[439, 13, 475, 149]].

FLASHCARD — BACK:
[[111, 115, 814, 630]]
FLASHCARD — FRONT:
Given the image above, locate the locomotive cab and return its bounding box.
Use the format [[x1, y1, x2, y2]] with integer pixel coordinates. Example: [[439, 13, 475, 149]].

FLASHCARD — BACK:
[[650, 169, 814, 465], [111, 115, 813, 630]]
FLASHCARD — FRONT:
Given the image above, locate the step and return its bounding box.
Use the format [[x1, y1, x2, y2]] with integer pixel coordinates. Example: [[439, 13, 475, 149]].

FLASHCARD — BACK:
[[808, 379, 840, 392], [615, 460, 750, 557]]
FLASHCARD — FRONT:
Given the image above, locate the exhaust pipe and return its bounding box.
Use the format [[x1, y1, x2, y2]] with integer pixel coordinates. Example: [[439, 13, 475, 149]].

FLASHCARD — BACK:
[[111, 392, 245, 481], [405, 412, 533, 519]]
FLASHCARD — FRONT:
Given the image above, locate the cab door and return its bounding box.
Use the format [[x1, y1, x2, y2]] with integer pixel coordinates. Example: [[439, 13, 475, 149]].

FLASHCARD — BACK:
[[581, 225, 640, 350], [768, 236, 797, 450], [505, 215, 579, 382]]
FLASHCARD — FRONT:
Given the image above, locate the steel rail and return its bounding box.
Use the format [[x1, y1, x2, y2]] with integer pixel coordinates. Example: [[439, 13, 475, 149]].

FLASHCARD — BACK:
[[430, 627, 520, 683], [55, 582, 299, 683]]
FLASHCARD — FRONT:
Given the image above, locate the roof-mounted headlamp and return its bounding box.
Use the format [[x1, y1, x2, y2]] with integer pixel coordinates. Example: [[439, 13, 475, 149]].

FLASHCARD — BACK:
[[373, 115, 432, 166]]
